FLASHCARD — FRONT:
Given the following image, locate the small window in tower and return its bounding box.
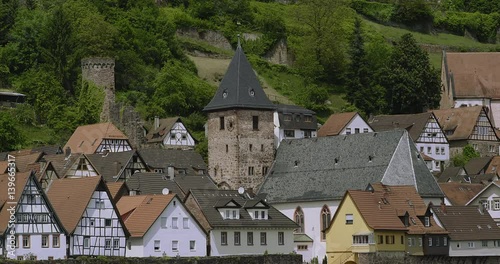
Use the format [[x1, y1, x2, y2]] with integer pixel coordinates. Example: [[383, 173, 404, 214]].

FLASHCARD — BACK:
[[222, 90, 228, 98], [226, 145, 228, 153], [249, 89, 255, 97], [220, 116, 225, 130], [249, 144, 253, 152], [253, 116, 259, 130], [261, 144, 264, 152], [248, 166, 254, 176]]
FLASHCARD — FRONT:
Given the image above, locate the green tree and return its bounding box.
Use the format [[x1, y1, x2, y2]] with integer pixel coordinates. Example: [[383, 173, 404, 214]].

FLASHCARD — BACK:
[[452, 144, 480, 167], [0, 113, 25, 151], [383, 33, 440, 114]]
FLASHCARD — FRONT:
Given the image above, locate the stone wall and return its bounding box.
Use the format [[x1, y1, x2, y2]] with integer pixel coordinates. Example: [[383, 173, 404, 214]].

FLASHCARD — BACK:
[[0, 254, 302, 264], [81, 58, 115, 123], [264, 39, 293, 66], [358, 253, 500, 264], [176, 28, 232, 50], [109, 102, 146, 150]]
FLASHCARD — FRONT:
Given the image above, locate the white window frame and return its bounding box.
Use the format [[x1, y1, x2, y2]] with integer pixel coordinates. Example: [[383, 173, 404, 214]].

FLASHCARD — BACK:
[[346, 214, 353, 225], [154, 240, 160, 251], [183, 217, 189, 228], [172, 217, 178, 229], [172, 240, 178, 252]]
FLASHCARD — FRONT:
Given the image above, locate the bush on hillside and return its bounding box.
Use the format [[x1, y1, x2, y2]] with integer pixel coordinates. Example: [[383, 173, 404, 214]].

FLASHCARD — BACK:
[[351, 0, 394, 22], [434, 11, 500, 43]]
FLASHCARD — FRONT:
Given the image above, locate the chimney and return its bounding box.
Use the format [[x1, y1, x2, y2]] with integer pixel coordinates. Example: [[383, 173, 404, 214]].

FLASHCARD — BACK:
[[154, 116, 160, 129]]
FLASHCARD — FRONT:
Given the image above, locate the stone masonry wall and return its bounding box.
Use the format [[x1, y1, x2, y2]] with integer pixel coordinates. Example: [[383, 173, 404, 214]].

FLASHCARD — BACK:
[[81, 58, 115, 123], [109, 102, 146, 150], [207, 109, 274, 190], [358, 253, 500, 264], [176, 28, 232, 50]]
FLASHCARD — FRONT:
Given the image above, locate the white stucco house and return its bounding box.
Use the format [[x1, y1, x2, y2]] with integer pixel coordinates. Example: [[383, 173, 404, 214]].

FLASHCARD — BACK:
[[465, 181, 500, 223], [117, 194, 207, 257], [317, 112, 373, 137], [273, 104, 317, 149]]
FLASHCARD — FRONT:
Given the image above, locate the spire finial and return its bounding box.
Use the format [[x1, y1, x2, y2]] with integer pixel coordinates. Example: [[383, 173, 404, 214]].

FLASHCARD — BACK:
[[236, 21, 241, 48], [237, 33, 241, 47]]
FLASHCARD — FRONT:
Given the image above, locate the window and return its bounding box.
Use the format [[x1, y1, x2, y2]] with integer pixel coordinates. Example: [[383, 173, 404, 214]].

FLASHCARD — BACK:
[[441, 147, 445, 155], [428, 237, 433, 247], [321, 205, 331, 241], [95, 199, 104, 209], [154, 240, 160, 251], [436, 237, 440, 246], [249, 144, 253, 151], [363, 128, 369, 133], [424, 216, 430, 227], [490, 145, 496, 153], [355, 128, 360, 134], [17, 256, 23, 261], [284, 114, 292, 121], [260, 232, 267, 245], [183, 217, 189, 229], [262, 166, 269, 176], [443, 237, 447, 246], [284, 130, 295, 138], [353, 235, 370, 244], [226, 145, 228, 153], [420, 146, 424, 153], [304, 130, 312, 138], [105, 219, 112, 227], [105, 239, 111, 249], [294, 207, 304, 233], [30, 256, 37, 261], [408, 237, 413, 246], [128, 241, 131, 250], [482, 240, 488, 247], [234, 232, 241, 246], [84, 237, 90, 248], [346, 128, 351, 135], [419, 238, 423, 246], [427, 147, 431, 154], [248, 166, 254, 176], [468, 242, 475, 248], [113, 239, 119, 249], [278, 232, 284, 245], [261, 144, 264, 151], [473, 144, 478, 150], [261, 211, 265, 219], [478, 126, 488, 135], [221, 232, 227, 245], [23, 235, 30, 248], [247, 232, 254, 245], [385, 235, 395, 244], [190, 240, 196, 251], [305, 116, 312, 122], [172, 217, 178, 229], [161, 217, 167, 228], [254, 211, 259, 219], [90, 218, 95, 226], [172, 240, 178, 251], [435, 147, 439, 155], [42, 235, 49, 248], [297, 245, 308, 250], [480, 200, 490, 210], [494, 240, 500, 247], [401, 235, 404, 244], [495, 200, 500, 211], [53, 235, 60, 248], [253, 116, 259, 130], [220, 117, 225, 130], [345, 214, 353, 225], [378, 235, 383, 244]]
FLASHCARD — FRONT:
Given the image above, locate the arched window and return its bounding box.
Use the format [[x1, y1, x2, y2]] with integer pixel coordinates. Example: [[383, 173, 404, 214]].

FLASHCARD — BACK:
[[321, 205, 331, 241], [294, 207, 304, 233]]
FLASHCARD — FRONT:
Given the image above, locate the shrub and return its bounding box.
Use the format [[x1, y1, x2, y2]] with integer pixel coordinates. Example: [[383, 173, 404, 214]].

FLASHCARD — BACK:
[[351, 0, 394, 23]]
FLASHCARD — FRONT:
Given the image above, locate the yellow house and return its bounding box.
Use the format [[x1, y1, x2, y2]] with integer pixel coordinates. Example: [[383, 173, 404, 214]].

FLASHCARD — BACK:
[[326, 189, 407, 264]]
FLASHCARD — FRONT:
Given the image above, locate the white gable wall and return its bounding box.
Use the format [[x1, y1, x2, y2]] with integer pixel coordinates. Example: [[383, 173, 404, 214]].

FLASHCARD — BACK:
[[467, 184, 500, 222], [273, 200, 339, 263], [340, 115, 373, 135], [449, 240, 500, 256], [131, 196, 206, 257], [162, 122, 196, 149]]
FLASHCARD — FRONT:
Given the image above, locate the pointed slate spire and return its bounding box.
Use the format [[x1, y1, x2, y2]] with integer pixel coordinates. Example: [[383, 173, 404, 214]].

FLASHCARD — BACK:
[[203, 42, 275, 112]]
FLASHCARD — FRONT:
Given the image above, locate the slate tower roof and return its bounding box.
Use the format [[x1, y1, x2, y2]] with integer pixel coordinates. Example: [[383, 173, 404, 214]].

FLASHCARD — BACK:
[[203, 43, 275, 112]]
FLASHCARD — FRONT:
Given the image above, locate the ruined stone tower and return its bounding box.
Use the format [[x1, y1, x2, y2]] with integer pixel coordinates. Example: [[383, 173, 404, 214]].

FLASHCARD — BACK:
[[81, 57, 115, 123], [203, 43, 275, 191]]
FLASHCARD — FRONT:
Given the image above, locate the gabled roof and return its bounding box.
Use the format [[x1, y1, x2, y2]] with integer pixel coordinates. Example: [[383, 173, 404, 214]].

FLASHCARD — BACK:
[[30, 145, 64, 155], [437, 166, 465, 183], [0, 172, 31, 236], [42, 153, 86, 178], [275, 104, 317, 130], [444, 52, 500, 99], [146, 117, 196, 143], [126, 172, 186, 198], [203, 44, 275, 112], [47, 176, 106, 234], [464, 156, 493, 175], [486, 156, 500, 174], [117, 194, 176, 237], [12, 152, 44, 172], [317, 112, 360, 137], [107, 181, 129, 203], [258, 130, 443, 203], [64, 122, 129, 154], [369, 112, 440, 142], [87, 151, 142, 182], [433, 106, 483, 141], [187, 189, 297, 230], [138, 149, 207, 173], [431, 205, 500, 241], [438, 182, 484, 205], [466, 173, 498, 184], [465, 181, 500, 206]]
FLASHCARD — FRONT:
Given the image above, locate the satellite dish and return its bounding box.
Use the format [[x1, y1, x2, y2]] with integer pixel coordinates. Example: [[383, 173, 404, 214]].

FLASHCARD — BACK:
[[162, 188, 170, 195], [238, 187, 245, 195]]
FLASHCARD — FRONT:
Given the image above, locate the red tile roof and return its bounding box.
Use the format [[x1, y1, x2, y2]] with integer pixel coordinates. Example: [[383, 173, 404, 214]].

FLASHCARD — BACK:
[[318, 112, 358, 137], [64, 122, 128, 154]]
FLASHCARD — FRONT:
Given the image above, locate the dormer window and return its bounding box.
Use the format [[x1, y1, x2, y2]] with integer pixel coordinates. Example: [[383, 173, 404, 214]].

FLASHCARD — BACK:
[[284, 114, 292, 121], [222, 209, 239, 220], [424, 216, 430, 227], [251, 209, 268, 220]]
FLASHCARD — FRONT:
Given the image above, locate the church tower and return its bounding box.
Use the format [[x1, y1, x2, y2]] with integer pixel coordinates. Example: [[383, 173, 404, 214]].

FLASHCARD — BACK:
[[203, 43, 275, 190]]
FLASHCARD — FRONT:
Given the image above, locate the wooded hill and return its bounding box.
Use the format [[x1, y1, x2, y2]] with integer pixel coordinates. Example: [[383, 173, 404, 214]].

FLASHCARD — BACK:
[[1, 0, 499, 152]]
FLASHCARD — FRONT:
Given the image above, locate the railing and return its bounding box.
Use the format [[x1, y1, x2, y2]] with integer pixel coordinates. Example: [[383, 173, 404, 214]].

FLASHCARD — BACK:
[[330, 246, 354, 264]]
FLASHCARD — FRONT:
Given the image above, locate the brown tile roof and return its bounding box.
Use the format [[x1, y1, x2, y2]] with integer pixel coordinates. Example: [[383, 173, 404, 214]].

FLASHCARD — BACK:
[[438, 182, 484, 205], [107, 181, 128, 202], [42, 153, 81, 178], [47, 177, 101, 233], [317, 112, 358, 137], [369, 113, 433, 141], [433, 106, 482, 141], [0, 161, 8, 174], [146, 117, 179, 143], [431, 205, 500, 240], [0, 172, 31, 235], [11, 152, 44, 172], [486, 156, 500, 174], [64, 122, 129, 154], [445, 52, 500, 99], [117, 194, 175, 237], [464, 156, 492, 175]]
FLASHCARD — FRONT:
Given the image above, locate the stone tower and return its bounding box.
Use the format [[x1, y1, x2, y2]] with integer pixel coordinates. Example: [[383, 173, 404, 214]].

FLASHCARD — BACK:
[[203, 43, 275, 191], [81, 57, 115, 123]]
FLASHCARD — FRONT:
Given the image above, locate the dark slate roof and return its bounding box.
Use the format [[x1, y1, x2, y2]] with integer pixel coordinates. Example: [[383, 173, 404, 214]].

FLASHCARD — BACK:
[[138, 149, 207, 173], [174, 175, 217, 195], [466, 173, 498, 184], [42, 154, 81, 178], [189, 189, 297, 229], [203, 44, 275, 112], [258, 130, 443, 203], [31, 145, 64, 155], [368, 112, 433, 141], [294, 233, 313, 243], [276, 104, 317, 130], [87, 151, 136, 182], [431, 205, 500, 241], [126, 172, 186, 199], [437, 166, 465, 183], [464, 156, 492, 175]]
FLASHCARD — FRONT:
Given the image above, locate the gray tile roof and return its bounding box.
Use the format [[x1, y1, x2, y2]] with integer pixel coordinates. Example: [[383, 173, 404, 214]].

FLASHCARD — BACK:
[[138, 149, 207, 174], [276, 104, 317, 130], [258, 130, 443, 203], [203, 44, 275, 112], [189, 189, 297, 229], [464, 156, 492, 175], [87, 151, 138, 182], [42, 154, 81, 178], [174, 175, 217, 194], [369, 112, 435, 141], [31, 145, 64, 155], [126, 172, 186, 199], [438, 166, 465, 182]]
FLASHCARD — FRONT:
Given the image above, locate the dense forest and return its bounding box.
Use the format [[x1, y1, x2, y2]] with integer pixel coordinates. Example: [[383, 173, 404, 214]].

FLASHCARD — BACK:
[[1, 0, 499, 152]]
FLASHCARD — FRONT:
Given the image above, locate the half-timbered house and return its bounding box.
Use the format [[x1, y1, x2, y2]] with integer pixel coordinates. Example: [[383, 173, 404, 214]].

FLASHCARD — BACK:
[[43, 153, 98, 179], [146, 117, 196, 149], [87, 151, 148, 182], [433, 106, 500, 158], [0, 171, 67, 260], [47, 176, 129, 257], [64, 122, 132, 154], [369, 112, 449, 172]]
